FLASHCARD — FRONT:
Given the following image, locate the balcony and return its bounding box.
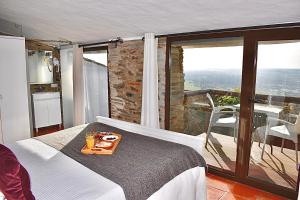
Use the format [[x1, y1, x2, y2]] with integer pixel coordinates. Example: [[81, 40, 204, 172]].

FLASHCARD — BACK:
[[169, 89, 300, 190]]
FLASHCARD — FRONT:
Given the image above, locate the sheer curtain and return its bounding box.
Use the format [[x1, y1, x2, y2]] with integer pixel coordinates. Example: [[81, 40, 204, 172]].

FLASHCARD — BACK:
[[60, 47, 74, 128], [83, 59, 109, 123], [141, 33, 160, 128]]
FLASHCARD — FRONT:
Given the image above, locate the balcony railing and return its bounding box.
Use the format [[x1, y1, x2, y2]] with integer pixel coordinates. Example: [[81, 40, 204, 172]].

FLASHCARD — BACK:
[[178, 89, 300, 150], [184, 89, 300, 105]]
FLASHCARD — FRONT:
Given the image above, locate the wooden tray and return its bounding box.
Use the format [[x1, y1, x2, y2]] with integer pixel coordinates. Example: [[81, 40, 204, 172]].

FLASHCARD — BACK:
[[81, 133, 122, 155]]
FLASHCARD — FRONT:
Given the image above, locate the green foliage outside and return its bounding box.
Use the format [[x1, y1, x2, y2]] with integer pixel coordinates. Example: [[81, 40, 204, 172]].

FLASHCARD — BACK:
[[215, 88, 240, 106], [216, 96, 240, 106]]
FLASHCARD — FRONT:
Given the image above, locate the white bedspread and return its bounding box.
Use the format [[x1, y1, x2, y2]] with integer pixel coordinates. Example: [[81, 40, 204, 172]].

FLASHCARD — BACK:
[[7, 118, 207, 200]]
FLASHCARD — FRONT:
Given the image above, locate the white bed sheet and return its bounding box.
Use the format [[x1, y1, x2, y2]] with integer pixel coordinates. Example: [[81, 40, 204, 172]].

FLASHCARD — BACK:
[[7, 119, 207, 200], [8, 139, 125, 200]]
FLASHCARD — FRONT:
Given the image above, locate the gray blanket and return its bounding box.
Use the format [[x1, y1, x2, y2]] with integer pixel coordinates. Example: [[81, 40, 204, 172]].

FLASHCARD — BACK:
[[61, 122, 206, 200]]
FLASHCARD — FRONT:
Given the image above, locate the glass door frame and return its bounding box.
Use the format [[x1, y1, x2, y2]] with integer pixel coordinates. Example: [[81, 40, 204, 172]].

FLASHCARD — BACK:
[[164, 24, 300, 199]]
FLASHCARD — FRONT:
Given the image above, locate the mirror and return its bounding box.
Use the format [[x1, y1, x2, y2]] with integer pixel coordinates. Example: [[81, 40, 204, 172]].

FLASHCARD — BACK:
[[27, 50, 54, 84]]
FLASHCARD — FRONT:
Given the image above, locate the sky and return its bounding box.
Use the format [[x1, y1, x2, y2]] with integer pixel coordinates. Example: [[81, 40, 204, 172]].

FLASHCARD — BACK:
[[183, 41, 300, 71], [83, 53, 107, 66]]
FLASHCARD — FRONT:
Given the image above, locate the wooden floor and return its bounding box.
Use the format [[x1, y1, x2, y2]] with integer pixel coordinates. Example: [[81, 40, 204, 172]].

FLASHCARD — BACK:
[[207, 173, 287, 199], [200, 132, 298, 190], [33, 125, 64, 137]]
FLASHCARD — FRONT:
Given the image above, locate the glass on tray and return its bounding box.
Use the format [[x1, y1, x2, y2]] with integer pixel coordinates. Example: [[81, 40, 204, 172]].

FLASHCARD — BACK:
[[85, 132, 95, 149]]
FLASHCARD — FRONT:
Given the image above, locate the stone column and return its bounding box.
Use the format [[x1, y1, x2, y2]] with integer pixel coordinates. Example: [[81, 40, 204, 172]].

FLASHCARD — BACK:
[[169, 46, 185, 132]]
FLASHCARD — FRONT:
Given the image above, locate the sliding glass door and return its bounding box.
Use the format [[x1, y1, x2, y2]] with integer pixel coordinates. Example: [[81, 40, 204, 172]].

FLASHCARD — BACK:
[[248, 40, 300, 190], [168, 37, 244, 173], [166, 26, 300, 198]]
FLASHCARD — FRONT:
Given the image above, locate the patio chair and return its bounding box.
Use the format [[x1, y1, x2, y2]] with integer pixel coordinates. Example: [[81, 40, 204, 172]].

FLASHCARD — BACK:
[[252, 112, 272, 145], [205, 93, 239, 148], [261, 113, 300, 168]]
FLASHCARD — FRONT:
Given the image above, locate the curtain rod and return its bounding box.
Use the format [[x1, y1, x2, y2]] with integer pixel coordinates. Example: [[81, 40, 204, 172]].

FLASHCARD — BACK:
[[80, 35, 163, 47], [79, 37, 123, 48]]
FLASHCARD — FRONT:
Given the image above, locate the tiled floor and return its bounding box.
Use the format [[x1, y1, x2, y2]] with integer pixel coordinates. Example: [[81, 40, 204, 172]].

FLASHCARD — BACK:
[[33, 124, 64, 137], [207, 173, 288, 200]]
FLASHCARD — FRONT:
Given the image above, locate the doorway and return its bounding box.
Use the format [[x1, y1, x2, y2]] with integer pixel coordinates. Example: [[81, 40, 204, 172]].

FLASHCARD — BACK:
[[165, 26, 300, 199], [83, 46, 110, 122], [168, 37, 243, 174]]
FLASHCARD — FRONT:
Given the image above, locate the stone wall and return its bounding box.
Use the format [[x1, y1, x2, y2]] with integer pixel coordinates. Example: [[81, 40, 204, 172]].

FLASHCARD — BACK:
[[157, 38, 166, 129], [183, 94, 211, 135], [108, 40, 144, 124], [107, 38, 167, 126], [169, 46, 185, 132]]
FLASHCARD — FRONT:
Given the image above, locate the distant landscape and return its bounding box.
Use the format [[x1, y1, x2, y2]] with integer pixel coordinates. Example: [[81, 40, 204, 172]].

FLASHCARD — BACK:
[[184, 68, 300, 97]]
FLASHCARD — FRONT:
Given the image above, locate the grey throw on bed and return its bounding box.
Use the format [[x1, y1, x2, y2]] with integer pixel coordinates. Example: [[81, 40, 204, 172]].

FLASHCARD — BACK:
[[61, 122, 206, 200]]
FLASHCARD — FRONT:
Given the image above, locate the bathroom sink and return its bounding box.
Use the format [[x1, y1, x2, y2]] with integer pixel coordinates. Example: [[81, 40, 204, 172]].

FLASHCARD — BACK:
[[32, 92, 60, 100]]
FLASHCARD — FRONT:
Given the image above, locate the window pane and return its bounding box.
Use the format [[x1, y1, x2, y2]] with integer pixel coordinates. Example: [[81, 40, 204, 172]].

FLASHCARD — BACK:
[[169, 38, 243, 172], [248, 40, 300, 190]]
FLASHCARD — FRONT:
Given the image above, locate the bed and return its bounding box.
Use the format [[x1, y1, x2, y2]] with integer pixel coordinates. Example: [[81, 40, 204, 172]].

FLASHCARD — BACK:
[[5, 117, 207, 200]]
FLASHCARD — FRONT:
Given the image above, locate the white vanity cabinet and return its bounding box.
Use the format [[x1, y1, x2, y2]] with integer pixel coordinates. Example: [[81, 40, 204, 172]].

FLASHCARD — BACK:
[[33, 92, 62, 131]]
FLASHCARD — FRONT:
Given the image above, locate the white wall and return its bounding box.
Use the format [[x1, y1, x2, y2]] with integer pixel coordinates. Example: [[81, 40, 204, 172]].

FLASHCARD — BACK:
[[60, 47, 74, 128], [0, 35, 31, 143]]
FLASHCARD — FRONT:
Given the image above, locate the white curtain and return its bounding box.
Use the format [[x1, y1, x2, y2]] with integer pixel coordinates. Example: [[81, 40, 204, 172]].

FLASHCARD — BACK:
[[141, 33, 160, 128], [83, 59, 109, 123], [73, 45, 85, 125], [60, 47, 74, 128]]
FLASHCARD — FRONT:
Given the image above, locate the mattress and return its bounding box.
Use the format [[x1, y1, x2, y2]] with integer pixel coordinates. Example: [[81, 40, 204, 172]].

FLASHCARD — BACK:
[[6, 117, 207, 200]]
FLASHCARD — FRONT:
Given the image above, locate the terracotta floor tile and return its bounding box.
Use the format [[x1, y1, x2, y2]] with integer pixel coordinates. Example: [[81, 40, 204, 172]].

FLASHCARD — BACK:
[[230, 182, 287, 200], [33, 124, 63, 137], [229, 182, 266, 198], [207, 186, 226, 200], [207, 173, 288, 200], [220, 193, 250, 200], [207, 174, 236, 192]]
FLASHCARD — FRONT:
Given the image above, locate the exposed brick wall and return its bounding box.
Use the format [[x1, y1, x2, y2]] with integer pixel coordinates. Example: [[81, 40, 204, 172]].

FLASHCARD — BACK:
[[183, 95, 211, 135], [169, 46, 185, 132], [157, 38, 166, 129], [107, 38, 167, 127], [108, 40, 144, 124]]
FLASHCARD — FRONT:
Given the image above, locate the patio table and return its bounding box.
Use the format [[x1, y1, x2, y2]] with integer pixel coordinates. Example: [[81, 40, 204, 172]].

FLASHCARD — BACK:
[[233, 103, 283, 118]]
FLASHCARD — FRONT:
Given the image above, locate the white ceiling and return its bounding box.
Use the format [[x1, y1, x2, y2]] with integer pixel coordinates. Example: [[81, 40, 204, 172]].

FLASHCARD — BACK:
[[0, 0, 299, 43]]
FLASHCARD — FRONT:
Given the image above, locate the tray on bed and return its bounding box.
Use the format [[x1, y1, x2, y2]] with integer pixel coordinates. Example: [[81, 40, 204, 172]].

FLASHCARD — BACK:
[[81, 132, 122, 155]]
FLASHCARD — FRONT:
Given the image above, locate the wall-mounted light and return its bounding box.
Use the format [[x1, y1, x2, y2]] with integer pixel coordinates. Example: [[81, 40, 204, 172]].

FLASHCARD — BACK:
[[52, 57, 60, 72]]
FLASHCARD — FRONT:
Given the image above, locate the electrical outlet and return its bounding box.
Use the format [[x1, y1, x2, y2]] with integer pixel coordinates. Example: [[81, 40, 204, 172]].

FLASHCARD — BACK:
[[51, 83, 58, 88]]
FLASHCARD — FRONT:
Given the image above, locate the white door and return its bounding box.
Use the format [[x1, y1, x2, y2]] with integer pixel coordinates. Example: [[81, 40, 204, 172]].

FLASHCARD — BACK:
[[0, 36, 31, 143]]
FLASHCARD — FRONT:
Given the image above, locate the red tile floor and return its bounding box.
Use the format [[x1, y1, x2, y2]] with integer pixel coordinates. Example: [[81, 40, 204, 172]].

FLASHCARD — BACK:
[[207, 174, 287, 200], [33, 124, 64, 137]]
